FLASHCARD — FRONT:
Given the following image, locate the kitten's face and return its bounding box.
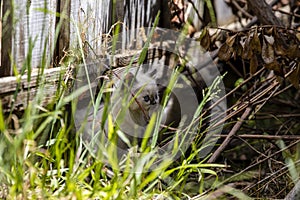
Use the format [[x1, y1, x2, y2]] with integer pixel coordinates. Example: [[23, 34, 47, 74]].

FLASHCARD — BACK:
[[130, 84, 160, 112], [119, 70, 161, 125], [121, 71, 160, 112]]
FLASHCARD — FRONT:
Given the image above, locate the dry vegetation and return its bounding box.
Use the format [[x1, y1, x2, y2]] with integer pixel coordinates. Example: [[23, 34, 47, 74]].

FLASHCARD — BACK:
[[0, 0, 299, 199], [170, 0, 300, 198]]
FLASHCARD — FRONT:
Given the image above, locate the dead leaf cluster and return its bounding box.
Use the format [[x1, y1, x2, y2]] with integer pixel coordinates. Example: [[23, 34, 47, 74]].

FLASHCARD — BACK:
[[199, 26, 300, 88]]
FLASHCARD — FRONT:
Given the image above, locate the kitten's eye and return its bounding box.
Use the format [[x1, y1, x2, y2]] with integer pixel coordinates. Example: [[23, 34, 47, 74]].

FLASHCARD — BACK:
[[143, 95, 150, 102]]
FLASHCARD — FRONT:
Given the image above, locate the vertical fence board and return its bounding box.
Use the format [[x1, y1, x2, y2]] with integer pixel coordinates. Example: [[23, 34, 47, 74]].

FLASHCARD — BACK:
[[0, 0, 13, 77], [119, 0, 170, 51], [0, 0, 173, 110], [11, 0, 56, 70], [68, 0, 171, 58], [70, 0, 112, 58], [1, 0, 172, 75]]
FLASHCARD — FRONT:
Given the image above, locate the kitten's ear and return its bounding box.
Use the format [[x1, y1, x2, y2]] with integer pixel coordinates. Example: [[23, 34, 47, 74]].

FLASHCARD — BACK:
[[156, 84, 165, 92], [156, 84, 165, 99], [121, 72, 134, 90], [125, 72, 134, 83]]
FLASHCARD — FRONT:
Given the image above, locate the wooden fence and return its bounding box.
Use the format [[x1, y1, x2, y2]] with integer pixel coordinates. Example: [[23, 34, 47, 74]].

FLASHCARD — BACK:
[[0, 0, 113, 75], [0, 0, 172, 111]]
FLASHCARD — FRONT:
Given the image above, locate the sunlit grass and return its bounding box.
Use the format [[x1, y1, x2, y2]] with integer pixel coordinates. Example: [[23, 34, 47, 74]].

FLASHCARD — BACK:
[[0, 5, 257, 200]]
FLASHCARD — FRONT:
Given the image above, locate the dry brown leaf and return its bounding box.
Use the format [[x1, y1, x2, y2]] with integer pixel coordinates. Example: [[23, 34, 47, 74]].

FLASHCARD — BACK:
[[274, 39, 287, 56], [263, 35, 274, 44], [199, 27, 211, 51], [274, 31, 288, 56], [236, 41, 243, 58], [242, 35, 253, 60], [264, 60, 283, 76], [264, 27, 274, 35], [286, 44, 300, 60], [287, 64, 300, 89], [250, 29, 261, 53], [218, 43, 233, 61], [296, 33, 300, 42], [226, 34, 238, 47], [250, 54, 258, 75]]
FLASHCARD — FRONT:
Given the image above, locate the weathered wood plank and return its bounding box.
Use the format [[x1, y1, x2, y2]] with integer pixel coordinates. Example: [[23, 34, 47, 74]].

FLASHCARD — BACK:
[[1, 83, 59, 111], [0, 67, 62, 94], [70, 0, 112, 57], [0, 46, 174, 112], [0, 0, 174, 111], [69, 0, 171, 59], [12, 0, 56, 70], [110, 48, 171, 67], [121, 0, 171, 48], [0, 67, 63, 111]]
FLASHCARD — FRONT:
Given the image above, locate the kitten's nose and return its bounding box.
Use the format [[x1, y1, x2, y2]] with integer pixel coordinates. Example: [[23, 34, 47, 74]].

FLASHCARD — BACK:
[[150, 98, 157, 105]]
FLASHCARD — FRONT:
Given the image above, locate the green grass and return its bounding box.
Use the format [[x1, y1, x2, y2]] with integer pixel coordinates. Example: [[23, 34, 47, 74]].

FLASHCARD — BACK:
[[0, 52, 225, 200], [0, 74, 224, 200], [0, 5, 257, 200]]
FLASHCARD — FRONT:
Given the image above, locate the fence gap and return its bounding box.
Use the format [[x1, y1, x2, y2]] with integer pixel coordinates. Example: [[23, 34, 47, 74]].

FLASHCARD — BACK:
[[0, 0, 13, 77], [54, 0, 71, 66]]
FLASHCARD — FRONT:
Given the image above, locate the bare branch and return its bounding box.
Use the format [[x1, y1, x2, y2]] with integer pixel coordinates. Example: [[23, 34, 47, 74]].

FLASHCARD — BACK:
[[247, 0, 283, 26]]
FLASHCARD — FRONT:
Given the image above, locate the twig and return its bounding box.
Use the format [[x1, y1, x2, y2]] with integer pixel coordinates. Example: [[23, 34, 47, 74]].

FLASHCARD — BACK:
[[231, 0, 254, 19], [253, 84, 281, 115], [244, 159, 300, 192], [272, 7, 300, 18], [209, 66, 296, 130], [200, 67, 265, 128], [237, 135, 270, 159], [256, 113, 300, 119], [219, 139, 300, 185], [273, 84, 293, 97], [211, 76, 278, 129], [206, 74, 286, 162], [208, 107, 252, 163], [219, 134, 300, 140], [186, 0, 204, 24]]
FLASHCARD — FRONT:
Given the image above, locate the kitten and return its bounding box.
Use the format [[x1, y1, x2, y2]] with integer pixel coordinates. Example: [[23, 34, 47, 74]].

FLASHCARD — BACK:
[[79, 66, 162, 153], [110, 69, 161, 140], [78, 65, 181, 158], [111, 67, 182, 148], [124, 71, 160, 122]]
